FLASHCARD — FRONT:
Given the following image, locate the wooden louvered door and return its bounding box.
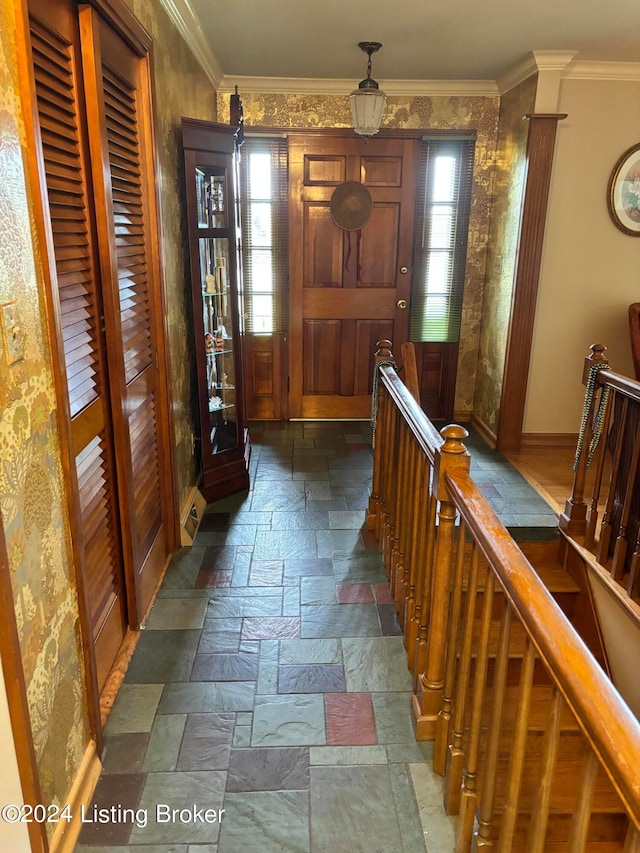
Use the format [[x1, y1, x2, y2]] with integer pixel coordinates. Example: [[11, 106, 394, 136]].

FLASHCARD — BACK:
[[79, 6, 172, 622], [28, 0, 126, 692]]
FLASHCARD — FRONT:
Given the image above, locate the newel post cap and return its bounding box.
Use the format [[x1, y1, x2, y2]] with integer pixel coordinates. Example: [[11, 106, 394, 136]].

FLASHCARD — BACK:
[[433, 424, 471, 500]]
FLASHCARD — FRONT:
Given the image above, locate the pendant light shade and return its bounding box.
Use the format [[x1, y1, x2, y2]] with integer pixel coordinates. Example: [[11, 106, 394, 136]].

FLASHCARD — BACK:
[[350, 42, 386, 139]]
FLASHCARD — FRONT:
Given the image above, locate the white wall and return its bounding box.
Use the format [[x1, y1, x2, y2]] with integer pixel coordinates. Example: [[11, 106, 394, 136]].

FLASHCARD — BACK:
[[0, 660, 32, 852], [524, 77, 640, 434]]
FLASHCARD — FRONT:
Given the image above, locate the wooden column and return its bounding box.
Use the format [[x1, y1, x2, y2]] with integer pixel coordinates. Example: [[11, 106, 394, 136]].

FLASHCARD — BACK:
[[496, 113, 567, 454]]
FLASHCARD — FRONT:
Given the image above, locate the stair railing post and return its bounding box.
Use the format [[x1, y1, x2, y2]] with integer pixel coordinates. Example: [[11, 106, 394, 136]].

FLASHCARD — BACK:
[[367, 339, 394, 531], [413, 424, 470, 740], [559, 343, 609, 535]]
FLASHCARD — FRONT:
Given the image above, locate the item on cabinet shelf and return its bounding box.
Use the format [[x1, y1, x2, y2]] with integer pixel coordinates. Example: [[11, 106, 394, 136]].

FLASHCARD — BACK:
[[205, 273, 216, 294], [214, 330, 224, 351], [205, 333, 214, 354], [209, 395, 223, 410]]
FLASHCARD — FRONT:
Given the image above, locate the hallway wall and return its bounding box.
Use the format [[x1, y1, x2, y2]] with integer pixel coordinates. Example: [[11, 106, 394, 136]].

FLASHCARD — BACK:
[[525, 76, 640, 434], [0, 0, 218, 832], [0, 0, 88, 825]]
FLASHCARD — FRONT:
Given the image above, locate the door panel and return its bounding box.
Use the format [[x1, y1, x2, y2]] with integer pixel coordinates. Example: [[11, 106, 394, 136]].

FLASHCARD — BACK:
[[289, 135, 418, 419], [79, 6, 170, 623], [29, 1, 126, 692]]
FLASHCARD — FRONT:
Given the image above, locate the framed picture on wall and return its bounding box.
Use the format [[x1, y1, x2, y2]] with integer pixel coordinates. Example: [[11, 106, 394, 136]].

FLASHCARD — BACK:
[[607, 143, 640, 236]]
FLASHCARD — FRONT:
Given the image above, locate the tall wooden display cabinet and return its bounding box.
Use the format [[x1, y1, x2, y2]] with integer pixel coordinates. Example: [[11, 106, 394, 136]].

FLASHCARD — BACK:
[[182, 118, 250, 501]]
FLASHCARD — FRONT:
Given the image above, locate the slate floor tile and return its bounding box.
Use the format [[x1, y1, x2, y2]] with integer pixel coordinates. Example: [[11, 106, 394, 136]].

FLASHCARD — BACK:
[[284, 558, 333, 578], [101, 733, 150, 775], [226, 746, 310, 792], [325, 693, 377, 746], [336, 583, 374, 603], [241, 616, 301, 640], [191, 650, 259, 681], [278, 664, 345, 693], [279, 638, 341, 665], [251, 694, 325, 746], [249, 560, 284, 586], [77, 773, 146, 846], [125, 630, 201, 684], [301, 604, 381, 639], [218, 791, 310, 853], [176, 713, 234, 771]]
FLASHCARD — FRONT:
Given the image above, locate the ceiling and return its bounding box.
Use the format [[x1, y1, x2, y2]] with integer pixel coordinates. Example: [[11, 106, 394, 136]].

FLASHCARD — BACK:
[[172, 0, 640, 91]]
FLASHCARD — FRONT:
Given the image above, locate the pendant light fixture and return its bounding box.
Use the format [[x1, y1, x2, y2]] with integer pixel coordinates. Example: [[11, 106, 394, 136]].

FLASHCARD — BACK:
[[349, 41, 387, 140]]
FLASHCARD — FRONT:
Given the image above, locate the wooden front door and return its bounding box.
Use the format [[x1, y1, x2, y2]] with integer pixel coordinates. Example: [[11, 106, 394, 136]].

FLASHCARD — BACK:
[[288, 135, 418, 419]]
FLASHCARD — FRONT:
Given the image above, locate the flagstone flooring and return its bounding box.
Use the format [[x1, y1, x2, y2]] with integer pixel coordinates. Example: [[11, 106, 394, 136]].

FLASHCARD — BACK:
[[75, 419, 557, 853]]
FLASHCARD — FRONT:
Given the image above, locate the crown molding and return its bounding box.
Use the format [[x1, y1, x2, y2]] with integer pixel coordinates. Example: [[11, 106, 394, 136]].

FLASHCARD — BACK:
[[217, 75, 499, 97], [498, 51, 578, 95], [565, 60, 640, 81], [158, 0, 223, 88]]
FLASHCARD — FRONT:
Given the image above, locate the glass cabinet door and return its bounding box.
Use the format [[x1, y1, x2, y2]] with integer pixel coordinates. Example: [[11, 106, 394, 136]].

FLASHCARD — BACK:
[[195, 166, 239, 455]]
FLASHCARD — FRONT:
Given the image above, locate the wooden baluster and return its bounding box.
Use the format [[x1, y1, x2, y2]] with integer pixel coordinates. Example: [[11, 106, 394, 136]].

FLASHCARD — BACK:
[[567, 749, 598, 853], [382, 406, 399, 580], [434, 518, 468, 776], [627, 529, 640, 598], [596, 395, 628, 566], [559, 343, 609, 536], [368, 339, 393, 530], [414, 425, 470, 741], [413, 486, 437, 686], [475, 603, 513, 849], [624, 823, 640, 853], [612, 427, 640, 581], [457, 570, 495, 852], [392, 419, 409, 620], [495, 638, 537, 853], [401, 340, 421, 404], [405, 445, 428, 663], [445, 544, 480, 812], [525, 689, 562, 853], [584, 396, 613, 550], [398, 436, 418, 635], [376, 384, 393, 540]]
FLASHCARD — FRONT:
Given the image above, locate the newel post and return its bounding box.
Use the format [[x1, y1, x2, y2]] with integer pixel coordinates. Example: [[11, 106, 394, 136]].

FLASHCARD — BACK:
[[558, 343, 609, 536], [367, 339, 394, 530], [413, 424, 470, 740]]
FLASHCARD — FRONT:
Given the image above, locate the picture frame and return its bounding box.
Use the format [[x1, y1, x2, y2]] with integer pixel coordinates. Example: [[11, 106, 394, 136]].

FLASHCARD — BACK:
[[607, 143, 640, 236]]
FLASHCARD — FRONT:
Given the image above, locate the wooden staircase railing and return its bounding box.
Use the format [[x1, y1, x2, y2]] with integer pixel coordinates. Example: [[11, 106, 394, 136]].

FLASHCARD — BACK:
[[560, 344, 640, 599], [369, 341, 640, 852]]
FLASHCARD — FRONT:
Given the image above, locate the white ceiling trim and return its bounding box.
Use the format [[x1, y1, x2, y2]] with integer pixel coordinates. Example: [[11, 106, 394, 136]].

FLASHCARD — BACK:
[[158, 0, 223, 87], [498, 51, 578, 95], [566, 61, 640, 81], [217, 75, 499, 97]]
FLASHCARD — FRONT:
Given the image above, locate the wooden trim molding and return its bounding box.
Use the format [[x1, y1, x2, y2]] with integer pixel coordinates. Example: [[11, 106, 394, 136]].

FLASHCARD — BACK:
[[496, 113, 567, 454], [520, 432, 578, 448], [49, 740, 102, 853], [0, 522, 47, 853], [180, 487, 207, 546], [470, 413, 497, 449]]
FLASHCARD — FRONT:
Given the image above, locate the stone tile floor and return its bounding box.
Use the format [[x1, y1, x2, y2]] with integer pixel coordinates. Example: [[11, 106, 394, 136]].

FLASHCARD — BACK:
[[76, 419, 557, 852]]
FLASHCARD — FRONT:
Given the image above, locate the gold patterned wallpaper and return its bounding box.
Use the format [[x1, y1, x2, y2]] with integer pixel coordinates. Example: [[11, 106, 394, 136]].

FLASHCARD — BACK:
[[125, 0, 217, 513], [0, 0, 87, 825], [0, 0, 218, 827], [473, 75, 538, 435], [218, 91, 500, 416]]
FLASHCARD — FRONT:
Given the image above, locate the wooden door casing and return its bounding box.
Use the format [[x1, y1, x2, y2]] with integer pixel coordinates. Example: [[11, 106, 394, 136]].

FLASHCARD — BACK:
[[289, 135, 419, 419]]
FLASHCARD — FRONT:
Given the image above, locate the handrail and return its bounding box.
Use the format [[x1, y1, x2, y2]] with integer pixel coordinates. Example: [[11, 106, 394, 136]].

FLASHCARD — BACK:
[[378, 364, 443, 463], [446, 465, 640, 827], [369, 340, 640, 849]]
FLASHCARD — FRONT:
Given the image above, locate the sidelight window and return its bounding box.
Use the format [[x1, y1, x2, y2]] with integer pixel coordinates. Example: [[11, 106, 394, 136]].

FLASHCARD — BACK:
[[239, 139, 288, 334], [410, 137, 475, 343]]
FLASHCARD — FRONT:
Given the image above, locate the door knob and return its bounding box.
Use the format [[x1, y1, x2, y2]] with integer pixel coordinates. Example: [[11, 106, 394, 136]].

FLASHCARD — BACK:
[[400, 266, 408, 274], [396, 299, 408, 310]]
